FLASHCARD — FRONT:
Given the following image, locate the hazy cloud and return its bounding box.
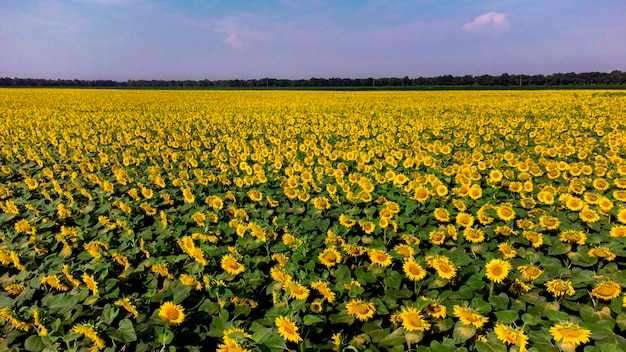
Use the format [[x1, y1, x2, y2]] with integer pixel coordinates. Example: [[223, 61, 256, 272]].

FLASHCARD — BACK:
[[463, 12, 509, 33]]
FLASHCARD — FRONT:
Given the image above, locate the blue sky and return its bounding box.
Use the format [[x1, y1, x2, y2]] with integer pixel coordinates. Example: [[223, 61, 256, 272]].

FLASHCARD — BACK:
[[1, 0, 624, 80]]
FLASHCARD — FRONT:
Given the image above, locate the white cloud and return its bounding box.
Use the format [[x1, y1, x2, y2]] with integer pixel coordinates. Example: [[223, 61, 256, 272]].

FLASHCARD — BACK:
[[463, 12, 509, 33]]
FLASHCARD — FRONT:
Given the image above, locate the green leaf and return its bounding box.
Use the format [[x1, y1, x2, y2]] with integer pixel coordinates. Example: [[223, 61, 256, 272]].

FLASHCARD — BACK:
[[452, 322, 476, 344], [383, 270, 403, 290], [102, 304, 119, 325], [118, 319, 137, 342], [474, 340, 507, 352], [24, 335, 45, 352], [494, 310, 518, 324], [379, 327, 405, 347], [252, 327, 275, 344], [616, 314, 626, 331], [488, 293, 510, 311], [303, 314, 324, 325], [546, 309, 570, 322], [521, 313, 540, 326]]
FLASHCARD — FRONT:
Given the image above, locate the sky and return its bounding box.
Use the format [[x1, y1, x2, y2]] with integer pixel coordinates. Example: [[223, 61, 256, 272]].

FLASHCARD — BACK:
[[1, 0, 625, 80]]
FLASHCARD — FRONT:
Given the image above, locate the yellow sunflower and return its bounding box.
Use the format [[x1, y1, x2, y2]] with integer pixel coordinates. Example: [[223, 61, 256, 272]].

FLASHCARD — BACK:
[[318, 247, 342, 268], [509, 278, 533, 295], [539, 215, 560, 230], [588, 247, 616, 261], [345, 300, 376, 321], [559, 230, 587, 245], [517, 265, 544, 281], [463, 227, 485, 243], [545, 279, 575, 298], [590, 281, 622, 300], [433, 207, 451, 222], [494, 323, 528, 351], [82, 273, 98, 295], [523, 231, 543, 248], [497, 243, 517, 259], [275, 316, 302, 343], [368, 249, 392, 267], [429, 230, 446, 245], [433, 258, 457, 280], [424, 302, 447, 319], [610, 225, 626, 237], [565, 196, 584, 211], [485, 259, 512, 284], [549, 323, 591, 347], [158, 301, 185, 325], [579, 207, 600, 223], [496, 205, 516, 221], [455, 212, 474, 228], [398, 307, 431, 332], [221, 254, 245, 275], [453, 305, 488, 328], [403, 258, 427, 281]]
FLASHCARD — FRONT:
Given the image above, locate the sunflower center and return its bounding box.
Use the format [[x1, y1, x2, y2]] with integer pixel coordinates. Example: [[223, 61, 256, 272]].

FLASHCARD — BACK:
[[166, 310, 179, 320], [596, 284, 617, 296], [438, 263, 452, 273], [492, 267, 502, 275], [409, 266, 421, 275], [560, 327, 582, 338]]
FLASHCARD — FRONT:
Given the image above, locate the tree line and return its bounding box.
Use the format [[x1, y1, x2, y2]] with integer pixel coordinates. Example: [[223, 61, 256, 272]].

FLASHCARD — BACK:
[[1, 70, 625, 88]]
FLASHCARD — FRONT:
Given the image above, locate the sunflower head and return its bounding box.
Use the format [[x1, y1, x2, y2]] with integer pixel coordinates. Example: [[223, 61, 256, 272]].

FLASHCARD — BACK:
[[159, 301, 185, 325]]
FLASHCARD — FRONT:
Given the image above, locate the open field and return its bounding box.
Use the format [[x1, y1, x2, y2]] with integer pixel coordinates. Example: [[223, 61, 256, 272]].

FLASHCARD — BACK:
[[1, 89, 626, 351]]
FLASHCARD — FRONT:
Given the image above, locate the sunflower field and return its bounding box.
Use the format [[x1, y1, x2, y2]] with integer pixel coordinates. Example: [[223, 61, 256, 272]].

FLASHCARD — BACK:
[[1, 88, 626, 352]]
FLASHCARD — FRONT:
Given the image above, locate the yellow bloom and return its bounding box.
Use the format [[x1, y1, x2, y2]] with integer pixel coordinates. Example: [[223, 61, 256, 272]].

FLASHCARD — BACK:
[[463, 227, 485, 243], [82, 273, 99, 295], [403, 258, 427, 281], [318, 247, 342, 268], [590, 281, 622, 300], [496, 205, 516, 221], [497, 243, 517, 259], [494, 323, 528, 352], [284, 281, 310, 301], [275, 316, 302, 343], [545, 279, 575, 297], [433, 207, 451, 222], [0, 307, 30, 331], [549, 323, 591, 347], [398, 307, 430, 332], [517, 265, 544, 281], [114, 297, 139, 318], [367, 249, 392, 267], [485, 259, 512, 284], [73, 324, 105, 350], [33, 309, 48, 336], [4, 284, 25, 296], [158, 301, 185, 325], [221, 254, 245, 275], [346, 300, 376, 321], [40, 274, 69, 291], [311, 280, 336, 303], [588, 247, 616, 261], [424, 302, 447, 319], [453, 305, 488, 328]]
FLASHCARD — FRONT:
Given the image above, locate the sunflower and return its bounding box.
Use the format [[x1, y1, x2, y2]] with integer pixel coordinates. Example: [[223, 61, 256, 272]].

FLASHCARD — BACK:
[[497, 243, 517, 259], [559, 230, 587, 245], [318, 247, 342, 268], [463, 228, 485, 243], [539, 215, 560, 230], [517, 265, 544, 281], [398, 307, 431, 332], [489, 169, 503, 182], [509, 278, 533, 295], [368, 249, 392, 267], [359, 221, 376, 234], [494, 323, 529, 351], [114, 297, 139, 318], [403, 259, 427, 281], [429, 230, 446, 245], [565, 196, 584, 211], [545, 279, 575, 298], [73, 324, 105, 349], [432, 257, 457, 280], [579, 207, 600, 223], [455, 212, 474, 228], [345, 300, 376, 321], [311, 281, 336, 303], [610, 225, 626, 237], [485, 259, 512, 284], [590, 281, 622, 300], [82, 273, 98, 295], [424, 302, 447, 319], [453, 305, 488, 328], [284, 281, 310, 300], [549, 323, 591, 347], [393, 244, 414, 259], [339, 214, 356, 228], [182, 188, 195, 203], [275, 316, 302, 343], [433, 207, 451, 222], [310, 300, 323, 313], [221, 254, 245, 275], [523, 231, 543, 248], [587, 247, 616, 261], [496, 205, 516, 221], [618, 208, 626, 224], [159, 301, 185, 325]]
